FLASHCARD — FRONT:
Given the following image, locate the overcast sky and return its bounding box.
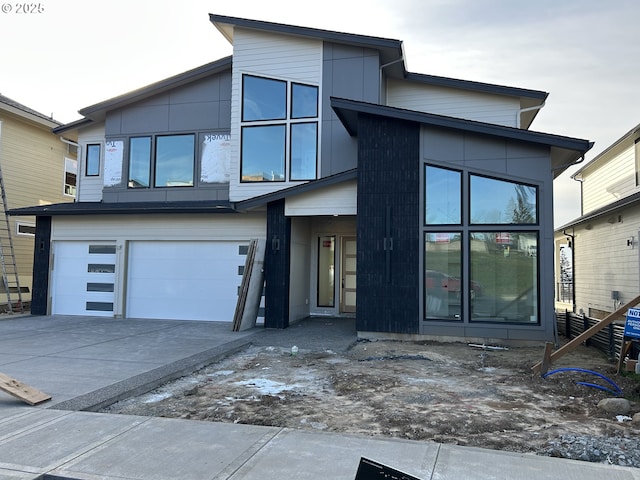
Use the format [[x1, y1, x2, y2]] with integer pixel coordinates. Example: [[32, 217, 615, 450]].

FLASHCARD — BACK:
[[1, 0, 638, 226]]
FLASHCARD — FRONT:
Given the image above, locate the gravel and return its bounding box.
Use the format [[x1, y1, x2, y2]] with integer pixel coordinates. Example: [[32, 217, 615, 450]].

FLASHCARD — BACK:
[[541, 434, 640, 468]]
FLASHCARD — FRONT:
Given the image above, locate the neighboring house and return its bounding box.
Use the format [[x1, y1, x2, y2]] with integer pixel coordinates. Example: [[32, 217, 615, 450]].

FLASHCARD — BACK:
[[12, 14, 592, 342], [0, 95, 77, 307], [555, 122, 640, 319]]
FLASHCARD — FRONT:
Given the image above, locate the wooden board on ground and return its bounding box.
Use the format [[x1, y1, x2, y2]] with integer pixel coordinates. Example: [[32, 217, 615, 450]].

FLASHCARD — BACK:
[[0, 372, 51, 405], [532, 293, 640, 374]]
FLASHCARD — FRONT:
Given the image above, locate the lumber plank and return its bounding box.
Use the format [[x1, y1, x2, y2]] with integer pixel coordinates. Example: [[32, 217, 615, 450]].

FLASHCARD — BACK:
[[532, 293, 640, 374], [540, 342, 554, 375], [0, 372, 51, 405], [616, 340, 633, 374]]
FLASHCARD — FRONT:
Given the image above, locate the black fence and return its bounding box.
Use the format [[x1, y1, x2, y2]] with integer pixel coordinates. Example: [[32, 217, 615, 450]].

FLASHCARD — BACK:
[[556, 282, 573, 303], [555, 309, 628, 361]]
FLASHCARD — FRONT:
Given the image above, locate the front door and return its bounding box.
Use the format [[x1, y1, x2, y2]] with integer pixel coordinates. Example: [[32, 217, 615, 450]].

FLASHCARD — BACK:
[[341, 237, 357, 313]]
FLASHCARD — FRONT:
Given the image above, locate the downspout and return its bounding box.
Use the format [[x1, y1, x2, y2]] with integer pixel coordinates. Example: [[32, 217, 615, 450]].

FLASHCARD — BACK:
[[379, 57, 404, 104], [517, 102, 545, 129], [562, 228, 576, 312], [59, 137, 80, 202]]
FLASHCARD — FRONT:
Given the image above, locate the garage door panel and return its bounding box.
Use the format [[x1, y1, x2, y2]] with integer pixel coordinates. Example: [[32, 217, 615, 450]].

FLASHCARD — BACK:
[[51, 242, 116, 316], [127, 241, 242, 321]]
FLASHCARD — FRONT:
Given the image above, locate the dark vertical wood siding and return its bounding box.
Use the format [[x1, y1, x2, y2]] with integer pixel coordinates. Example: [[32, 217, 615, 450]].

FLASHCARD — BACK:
[[356, 114, 420, 334], [31, 216, 51, 315], [264, 199, 291, 328]]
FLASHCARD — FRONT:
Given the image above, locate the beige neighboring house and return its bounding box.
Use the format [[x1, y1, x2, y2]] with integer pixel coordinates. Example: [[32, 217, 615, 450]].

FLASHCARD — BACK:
[[0, 94, 77, 307], [555, 122, 640, 318]]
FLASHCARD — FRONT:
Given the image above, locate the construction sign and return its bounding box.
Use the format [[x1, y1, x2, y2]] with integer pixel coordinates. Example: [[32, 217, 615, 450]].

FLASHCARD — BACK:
[[624, 308, 640, 339]]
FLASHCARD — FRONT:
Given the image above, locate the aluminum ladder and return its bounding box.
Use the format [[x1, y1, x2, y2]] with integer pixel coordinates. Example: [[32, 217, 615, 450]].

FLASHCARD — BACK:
[[0, 159, 23, 314]]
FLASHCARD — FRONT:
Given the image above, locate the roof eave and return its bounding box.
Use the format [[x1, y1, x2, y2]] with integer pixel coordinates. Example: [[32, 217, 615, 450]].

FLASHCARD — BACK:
[[9, 201, 237, 217], [78, 57, 233, 121], [330, 97, 592, 178], [0, 101, 61, 129], [208, 14, 404, 66]]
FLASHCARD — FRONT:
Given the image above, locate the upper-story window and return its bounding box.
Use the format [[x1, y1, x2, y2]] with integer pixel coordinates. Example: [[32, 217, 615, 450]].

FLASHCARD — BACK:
[[470, 174, 537, 225], [86, 144, 101, 177], [127, 134, 195, 188], [64, 157, 77, 197], [241, 74, 318, 182]]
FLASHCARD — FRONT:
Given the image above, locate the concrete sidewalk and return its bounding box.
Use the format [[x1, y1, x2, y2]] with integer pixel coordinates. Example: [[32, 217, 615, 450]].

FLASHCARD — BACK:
[[0, 315, 636, 479]]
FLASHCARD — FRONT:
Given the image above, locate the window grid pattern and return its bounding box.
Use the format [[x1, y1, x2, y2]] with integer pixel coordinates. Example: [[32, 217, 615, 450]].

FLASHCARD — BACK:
[[240, 74, 318, 183], [424, 164, 540, 325]]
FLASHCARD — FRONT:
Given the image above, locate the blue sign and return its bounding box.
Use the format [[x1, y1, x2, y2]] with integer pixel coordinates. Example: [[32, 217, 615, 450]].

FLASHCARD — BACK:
[[624, 308, 640, 339]]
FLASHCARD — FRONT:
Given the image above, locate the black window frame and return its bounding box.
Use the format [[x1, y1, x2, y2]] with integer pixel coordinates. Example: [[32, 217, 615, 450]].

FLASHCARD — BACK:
[[124, 133, 196, 189], [85, 144, 101, 177], [240, 74, 319, 183], [423, 166, 542, 325]]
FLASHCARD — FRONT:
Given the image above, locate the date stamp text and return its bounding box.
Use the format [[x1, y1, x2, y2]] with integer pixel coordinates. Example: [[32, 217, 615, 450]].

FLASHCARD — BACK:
[[1, 3, 45, 14]]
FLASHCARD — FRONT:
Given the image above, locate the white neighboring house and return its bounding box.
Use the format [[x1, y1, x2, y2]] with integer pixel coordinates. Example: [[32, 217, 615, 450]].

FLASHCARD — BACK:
[[555, 122, 640, 318]]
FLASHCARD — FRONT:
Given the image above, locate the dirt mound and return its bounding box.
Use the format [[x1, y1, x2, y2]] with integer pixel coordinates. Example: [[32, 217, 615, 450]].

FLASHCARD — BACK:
[[102, 340, 640, 465]]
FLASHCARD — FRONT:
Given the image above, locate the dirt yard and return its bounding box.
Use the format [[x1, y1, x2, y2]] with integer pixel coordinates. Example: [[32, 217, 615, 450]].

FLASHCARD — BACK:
[[103, 339, 640, 462]]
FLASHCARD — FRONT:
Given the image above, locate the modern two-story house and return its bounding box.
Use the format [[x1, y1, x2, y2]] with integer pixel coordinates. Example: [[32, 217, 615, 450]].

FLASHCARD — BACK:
[[555, 122, 640, 319], [12, 14, 592, 342], [0, 95, 77, 308]]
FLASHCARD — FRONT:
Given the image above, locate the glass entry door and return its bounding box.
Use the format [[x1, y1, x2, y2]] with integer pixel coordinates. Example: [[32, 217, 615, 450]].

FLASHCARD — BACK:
[[341, 237, 357, 313]]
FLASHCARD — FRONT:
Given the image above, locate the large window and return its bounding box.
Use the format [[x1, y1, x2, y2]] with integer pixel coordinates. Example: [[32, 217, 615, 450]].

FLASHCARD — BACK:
[[424, 165, 540, 324], [470, 232, 538, 323], [425, 166, 461, 224], [470, 175, 537, 224], [126, 134, 195, 188], [424, 233, 462, 320], [241, 75, 318, 182], [155, 134, 194, 187], [86, 144, 101, 177]]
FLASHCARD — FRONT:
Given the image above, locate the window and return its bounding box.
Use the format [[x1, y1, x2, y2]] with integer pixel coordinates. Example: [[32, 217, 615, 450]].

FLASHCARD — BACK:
[[16, 222, 36, 237], [424, 233, 461, 320], [241, 75, 319, 182], [86, 144, 101, 176], [128, 137, 151, 188], [241, 125, 285, 181], [125, 134, 195, 189], [469, 232, 538, 323], [424, 166, 540, 324], [155, 134, 195, 187], [290, 122, 317, 180], [470, 175, 537, 224], [425, 166, 461, 224], [64, 157, 77, 197], [317, 236, 335, 307], [242, 76, 286, 121]]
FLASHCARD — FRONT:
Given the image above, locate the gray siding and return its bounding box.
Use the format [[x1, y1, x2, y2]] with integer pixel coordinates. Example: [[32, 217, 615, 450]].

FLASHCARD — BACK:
[[320, 43, 380, 177], [103, 71, 232, 203]]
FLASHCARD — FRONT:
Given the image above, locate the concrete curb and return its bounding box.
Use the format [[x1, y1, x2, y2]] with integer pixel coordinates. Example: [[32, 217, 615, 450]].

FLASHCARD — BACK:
[[50, 336, 256, 412]]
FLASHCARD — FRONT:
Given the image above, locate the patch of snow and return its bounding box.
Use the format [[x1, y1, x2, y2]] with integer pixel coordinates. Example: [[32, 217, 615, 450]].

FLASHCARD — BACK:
[[143, 392, 173, 403], [235, 378, 303, 395], [208, 370, 235, 377]]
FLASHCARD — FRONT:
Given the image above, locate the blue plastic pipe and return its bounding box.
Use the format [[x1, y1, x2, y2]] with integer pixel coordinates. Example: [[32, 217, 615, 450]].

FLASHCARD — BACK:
[[541, 367, 623, 396]]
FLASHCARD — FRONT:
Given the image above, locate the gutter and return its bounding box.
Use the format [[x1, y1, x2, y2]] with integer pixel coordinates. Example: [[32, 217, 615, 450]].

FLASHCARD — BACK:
[[517, 102, 545, 129], [379, 56, 404, 103]]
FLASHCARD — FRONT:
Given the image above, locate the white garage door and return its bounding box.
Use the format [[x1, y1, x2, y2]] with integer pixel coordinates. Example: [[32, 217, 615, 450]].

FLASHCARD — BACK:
[[126, 241, 242, 321], [51, 242, 117, 316]]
